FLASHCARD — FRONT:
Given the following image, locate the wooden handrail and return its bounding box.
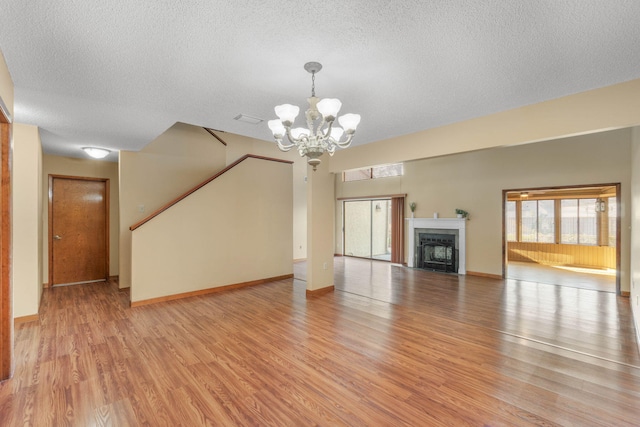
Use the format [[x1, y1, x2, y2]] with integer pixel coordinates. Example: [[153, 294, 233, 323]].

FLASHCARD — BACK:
[[203, 128, 227, 146], [129, 154, 293, 231]]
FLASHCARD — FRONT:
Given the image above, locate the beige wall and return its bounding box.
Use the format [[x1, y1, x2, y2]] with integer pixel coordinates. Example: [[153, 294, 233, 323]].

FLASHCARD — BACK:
[[119, 123, 227, 289], [12, 124, 42, 318], [121, 125, 309, 290], [42, 154, 120, 281], [335, 129, 632, 291], [630, 127, 640, 343], [307, 161, 335, 290], [130, 157, 292, 303], [0, 50, 13, 119], [330, 78, 640, 173], [222, 132, 308, 261]]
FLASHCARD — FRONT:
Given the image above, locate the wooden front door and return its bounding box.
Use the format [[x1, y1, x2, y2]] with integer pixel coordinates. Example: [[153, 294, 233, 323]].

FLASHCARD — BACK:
[[50, 176, 109, 286]]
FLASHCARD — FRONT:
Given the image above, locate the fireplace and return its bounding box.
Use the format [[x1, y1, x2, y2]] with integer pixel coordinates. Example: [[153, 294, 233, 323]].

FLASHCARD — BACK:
[[417, 233, 457, 273], [406, 218, 466, 274]]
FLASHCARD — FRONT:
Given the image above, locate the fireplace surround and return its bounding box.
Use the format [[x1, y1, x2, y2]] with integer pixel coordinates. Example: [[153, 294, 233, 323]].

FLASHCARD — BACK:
[[406, 218, 466, 274]]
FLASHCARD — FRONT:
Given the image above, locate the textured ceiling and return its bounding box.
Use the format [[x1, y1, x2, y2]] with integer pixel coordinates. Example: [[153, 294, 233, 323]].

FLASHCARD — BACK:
[[1, 1, 640, 162]]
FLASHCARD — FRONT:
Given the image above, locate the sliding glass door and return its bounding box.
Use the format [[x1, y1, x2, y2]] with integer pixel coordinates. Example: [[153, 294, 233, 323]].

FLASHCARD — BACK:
[[344, 199, 392, 261]]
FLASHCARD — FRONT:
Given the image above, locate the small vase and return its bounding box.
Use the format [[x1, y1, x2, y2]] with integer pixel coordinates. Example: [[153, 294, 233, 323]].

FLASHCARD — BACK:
[[457, 214, 463, 219]]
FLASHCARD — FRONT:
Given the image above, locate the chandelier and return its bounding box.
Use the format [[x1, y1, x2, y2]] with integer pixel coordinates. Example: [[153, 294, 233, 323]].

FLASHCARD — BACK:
[[268, 62, 361, 171]]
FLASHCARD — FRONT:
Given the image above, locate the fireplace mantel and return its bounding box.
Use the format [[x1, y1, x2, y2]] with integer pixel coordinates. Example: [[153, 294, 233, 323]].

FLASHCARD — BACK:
[[406, 218, 466, 274]]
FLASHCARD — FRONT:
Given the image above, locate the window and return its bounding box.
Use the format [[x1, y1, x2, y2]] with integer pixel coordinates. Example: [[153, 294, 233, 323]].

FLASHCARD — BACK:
[[509, 195, 614, 247], [343, 199, 392, 261], [561, 199, 597, 245], [608, 197, 617, 247], [578, 199, 597, 245], [560, 199, 578, 244], [506, 201, 517, 242], [520, 200, 554, 243], [344, 163, 403, 182], [343, 169, 371, 181], [537, 200, 555, 243]]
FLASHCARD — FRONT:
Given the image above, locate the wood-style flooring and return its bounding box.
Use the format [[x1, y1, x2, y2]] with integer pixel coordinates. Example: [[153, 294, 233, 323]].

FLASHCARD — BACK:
[[1, 257, 639, 426], [506, 261, 616, 293]]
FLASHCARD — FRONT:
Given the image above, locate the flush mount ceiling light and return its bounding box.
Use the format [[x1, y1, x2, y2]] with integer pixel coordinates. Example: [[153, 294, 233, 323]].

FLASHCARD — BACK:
[[82, 147, 111, 159], [268, 62, 361, 171]]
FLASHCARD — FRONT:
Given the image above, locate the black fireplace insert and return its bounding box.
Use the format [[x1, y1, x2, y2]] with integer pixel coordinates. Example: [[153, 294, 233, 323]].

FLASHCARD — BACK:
[[417, 233, 457, 273]]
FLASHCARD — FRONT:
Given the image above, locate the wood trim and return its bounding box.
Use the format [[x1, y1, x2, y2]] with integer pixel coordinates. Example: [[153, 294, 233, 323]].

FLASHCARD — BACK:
[[505, 183, 619, 201], [105, 179, 110, 280], [130, 274, 293, 307], [615, 183, 621, 295], [337, 193, 406, 201], [621, 291, 630, 297], [305, 285, 335, 297], [293, 258, 307, 263], [0, 117, 12, 380], [130, 154, 293, 231], [508, 242, 616, 269], [502, 190, 507, 278], [46, 174, 109, 182], [0, 96, 11, 124], [47, 176, 52, 287], [14, 314, 38, 325], [48, 175, 110, 286], [467, 271, 503, 280], [203, 128, 227, 146]]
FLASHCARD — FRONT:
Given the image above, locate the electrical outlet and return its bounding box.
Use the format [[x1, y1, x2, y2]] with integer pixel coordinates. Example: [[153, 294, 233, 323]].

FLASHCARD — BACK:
[[323, 262, 327, 270], [138, 204, 145, 213]]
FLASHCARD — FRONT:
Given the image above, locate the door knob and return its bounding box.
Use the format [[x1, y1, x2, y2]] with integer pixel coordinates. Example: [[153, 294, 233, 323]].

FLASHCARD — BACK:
[[54, 235, 62, 240]]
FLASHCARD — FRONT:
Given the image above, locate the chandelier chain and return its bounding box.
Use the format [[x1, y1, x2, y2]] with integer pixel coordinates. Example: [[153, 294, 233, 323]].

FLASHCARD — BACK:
[[311, 72, 316, 97]]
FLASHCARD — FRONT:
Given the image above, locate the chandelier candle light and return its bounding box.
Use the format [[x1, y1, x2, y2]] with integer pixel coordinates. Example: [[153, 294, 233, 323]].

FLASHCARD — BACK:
[[268, 62, 361, 171]]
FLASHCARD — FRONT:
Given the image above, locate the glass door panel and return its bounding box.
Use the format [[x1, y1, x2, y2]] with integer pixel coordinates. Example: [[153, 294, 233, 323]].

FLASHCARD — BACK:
[[344, 199, 391, 260], [344, 201, 372, 258], [371, 200, 391, 261]]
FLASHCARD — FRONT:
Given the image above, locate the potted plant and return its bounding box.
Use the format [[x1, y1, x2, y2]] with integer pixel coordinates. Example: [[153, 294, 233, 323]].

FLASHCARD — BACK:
[[409, 202, 416, 218], [455, 208, 469, 219]]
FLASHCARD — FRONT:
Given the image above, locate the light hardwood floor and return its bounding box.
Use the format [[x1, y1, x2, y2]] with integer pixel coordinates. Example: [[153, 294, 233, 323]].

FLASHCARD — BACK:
[[506, 261, 616, 293], [1, 258, 639, 426]]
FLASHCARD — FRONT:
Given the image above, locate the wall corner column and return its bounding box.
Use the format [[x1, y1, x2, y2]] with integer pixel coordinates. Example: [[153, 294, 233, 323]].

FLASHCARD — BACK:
[[306, 160, 335, 294]]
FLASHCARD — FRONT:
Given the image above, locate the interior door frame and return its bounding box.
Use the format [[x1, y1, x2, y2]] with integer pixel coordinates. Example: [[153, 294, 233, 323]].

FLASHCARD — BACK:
[[48, 175, 110, 287], [502, 183, 621, 295], [0, 95, 12, 381]]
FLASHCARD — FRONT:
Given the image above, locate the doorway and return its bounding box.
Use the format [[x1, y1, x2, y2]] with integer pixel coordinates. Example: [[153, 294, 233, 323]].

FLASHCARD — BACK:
[[49, 176, 109, 286], [503, 184, 620, 294]]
